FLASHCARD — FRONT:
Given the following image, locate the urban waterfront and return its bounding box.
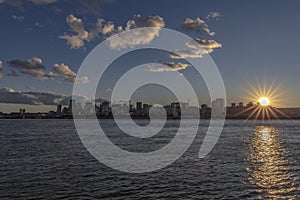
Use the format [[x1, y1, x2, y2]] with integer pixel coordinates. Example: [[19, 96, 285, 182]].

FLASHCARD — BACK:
[[0, 119, 299, 199], [1, 98, 300, 120]]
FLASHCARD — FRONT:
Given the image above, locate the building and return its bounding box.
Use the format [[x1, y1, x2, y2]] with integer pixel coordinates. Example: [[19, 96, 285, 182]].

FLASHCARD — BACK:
[[212, 98, 225, 116], [56, 105, 62, 115], [100, 101, 110, 117], [83, 102, 94, 116], [136, 102, 142, 111], [200, 104, 211, 119]]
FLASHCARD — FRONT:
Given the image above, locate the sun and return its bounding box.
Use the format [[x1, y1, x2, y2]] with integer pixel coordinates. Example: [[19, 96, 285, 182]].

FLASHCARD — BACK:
[[234, 80, 289, 121], [258, 97, 270, 106]]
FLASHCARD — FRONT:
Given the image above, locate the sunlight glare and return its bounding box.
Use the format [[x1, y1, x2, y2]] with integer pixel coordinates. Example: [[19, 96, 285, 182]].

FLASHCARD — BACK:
[[259, 97, 270, 107]]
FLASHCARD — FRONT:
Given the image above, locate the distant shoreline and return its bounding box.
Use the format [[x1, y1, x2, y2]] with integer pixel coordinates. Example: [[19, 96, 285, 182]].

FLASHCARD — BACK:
[[1, 117, 300, 120]]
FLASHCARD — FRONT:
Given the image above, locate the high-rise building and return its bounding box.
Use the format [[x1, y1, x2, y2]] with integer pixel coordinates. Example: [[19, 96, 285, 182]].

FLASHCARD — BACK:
[[212, 98, 225, 115], [68, 99, 74, 111], [143, 104, 149, 110], [56, 105, 62, 115], [83, 102, 94, 116], [136, 102, 142, 111], [101, 101, 110, 116]]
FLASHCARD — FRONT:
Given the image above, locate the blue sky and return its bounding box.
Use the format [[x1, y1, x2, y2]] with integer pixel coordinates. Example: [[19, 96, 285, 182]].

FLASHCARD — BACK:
[[0, 0, 300, 112]]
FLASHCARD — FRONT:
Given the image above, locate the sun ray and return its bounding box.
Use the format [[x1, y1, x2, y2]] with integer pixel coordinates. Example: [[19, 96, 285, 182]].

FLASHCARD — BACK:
[[246, 106, 261, 121], [255, 107, 262, 121], [233, 80, 287, 122]]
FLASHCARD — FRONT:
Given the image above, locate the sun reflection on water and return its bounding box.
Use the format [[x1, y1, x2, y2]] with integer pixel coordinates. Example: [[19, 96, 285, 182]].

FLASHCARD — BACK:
[[247, 127, 299, 199]]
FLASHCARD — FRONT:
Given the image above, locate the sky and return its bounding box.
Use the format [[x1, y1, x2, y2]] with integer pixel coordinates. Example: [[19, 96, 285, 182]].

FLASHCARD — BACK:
[[0, 0, 300, 112]]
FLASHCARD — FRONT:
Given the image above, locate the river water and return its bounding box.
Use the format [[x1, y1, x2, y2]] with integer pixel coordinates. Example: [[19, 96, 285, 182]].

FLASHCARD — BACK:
[[0, 119, 299, 199]]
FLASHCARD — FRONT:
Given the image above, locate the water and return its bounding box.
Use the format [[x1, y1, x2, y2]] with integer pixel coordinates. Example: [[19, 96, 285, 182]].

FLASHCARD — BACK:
[[0, 119, 299, 199]]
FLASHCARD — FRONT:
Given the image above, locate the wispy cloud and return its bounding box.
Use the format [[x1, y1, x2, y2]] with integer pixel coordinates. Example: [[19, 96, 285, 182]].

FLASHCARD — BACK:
[[0, 87, 94, 106], [147, 62, 189, 72], [206, 11, 221, 20], [171, 39, 222, 59], [12, 15, 24, 22], [53, 63, 89, 83], [105, 88, 112, 93], [0, 87, 65, 105], [182, 17, 215, 36]]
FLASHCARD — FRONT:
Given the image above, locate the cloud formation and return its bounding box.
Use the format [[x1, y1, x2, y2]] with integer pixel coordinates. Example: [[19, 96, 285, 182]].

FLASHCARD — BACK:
[[8, 57, 56, 80], [0, 87, 65, 105], [206, 12, 221, 20], [59, 14, 116, 49], [0, 87, 95, 106], [59, 14, 89, 49], [53, 63, 89, 83], [147, 62, 189, 72], [182, 17, 215, 36], [171, 39, 222, 59], [106, 14, 165, 49], [60, 14, 165, 49]]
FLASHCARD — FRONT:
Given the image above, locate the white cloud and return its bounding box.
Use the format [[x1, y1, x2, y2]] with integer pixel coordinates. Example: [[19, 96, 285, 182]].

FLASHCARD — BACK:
[[75, 75, 89, 84], [53, 63, 76, 81], [107, 14, 165, 50], [59, 14, 89, 49], [60, 14, 165, 50], [182, 17, 215, 36], [88, 18, 105, 40], [171, 39, 222, 59], [186, 39, 222, 49], [206, 12, 221, 20], [60, 14, 116, 49], [105, 88, 112, 93], [0, 87, 15, 93], [53, 63, 88, 83], [147, 62, 189, 72], [102, 22, 115, 35]]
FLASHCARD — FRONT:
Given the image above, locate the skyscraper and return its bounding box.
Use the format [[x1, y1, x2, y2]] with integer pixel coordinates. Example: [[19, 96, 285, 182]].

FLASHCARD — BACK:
[[212, 98, 225, 115]]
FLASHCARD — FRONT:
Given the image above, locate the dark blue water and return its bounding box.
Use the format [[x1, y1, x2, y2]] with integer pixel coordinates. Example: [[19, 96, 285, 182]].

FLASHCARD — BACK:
[[0, 119, 299, 199]]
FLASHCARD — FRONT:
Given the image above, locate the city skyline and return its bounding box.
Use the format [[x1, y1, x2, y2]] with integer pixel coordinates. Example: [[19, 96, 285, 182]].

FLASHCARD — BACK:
[[2, 97, 300, 120], [1, 0, 300, 112]]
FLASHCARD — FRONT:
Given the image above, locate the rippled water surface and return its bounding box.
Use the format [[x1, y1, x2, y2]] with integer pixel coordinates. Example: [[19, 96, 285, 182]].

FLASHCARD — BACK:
[[0, 119, 299, 199]]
